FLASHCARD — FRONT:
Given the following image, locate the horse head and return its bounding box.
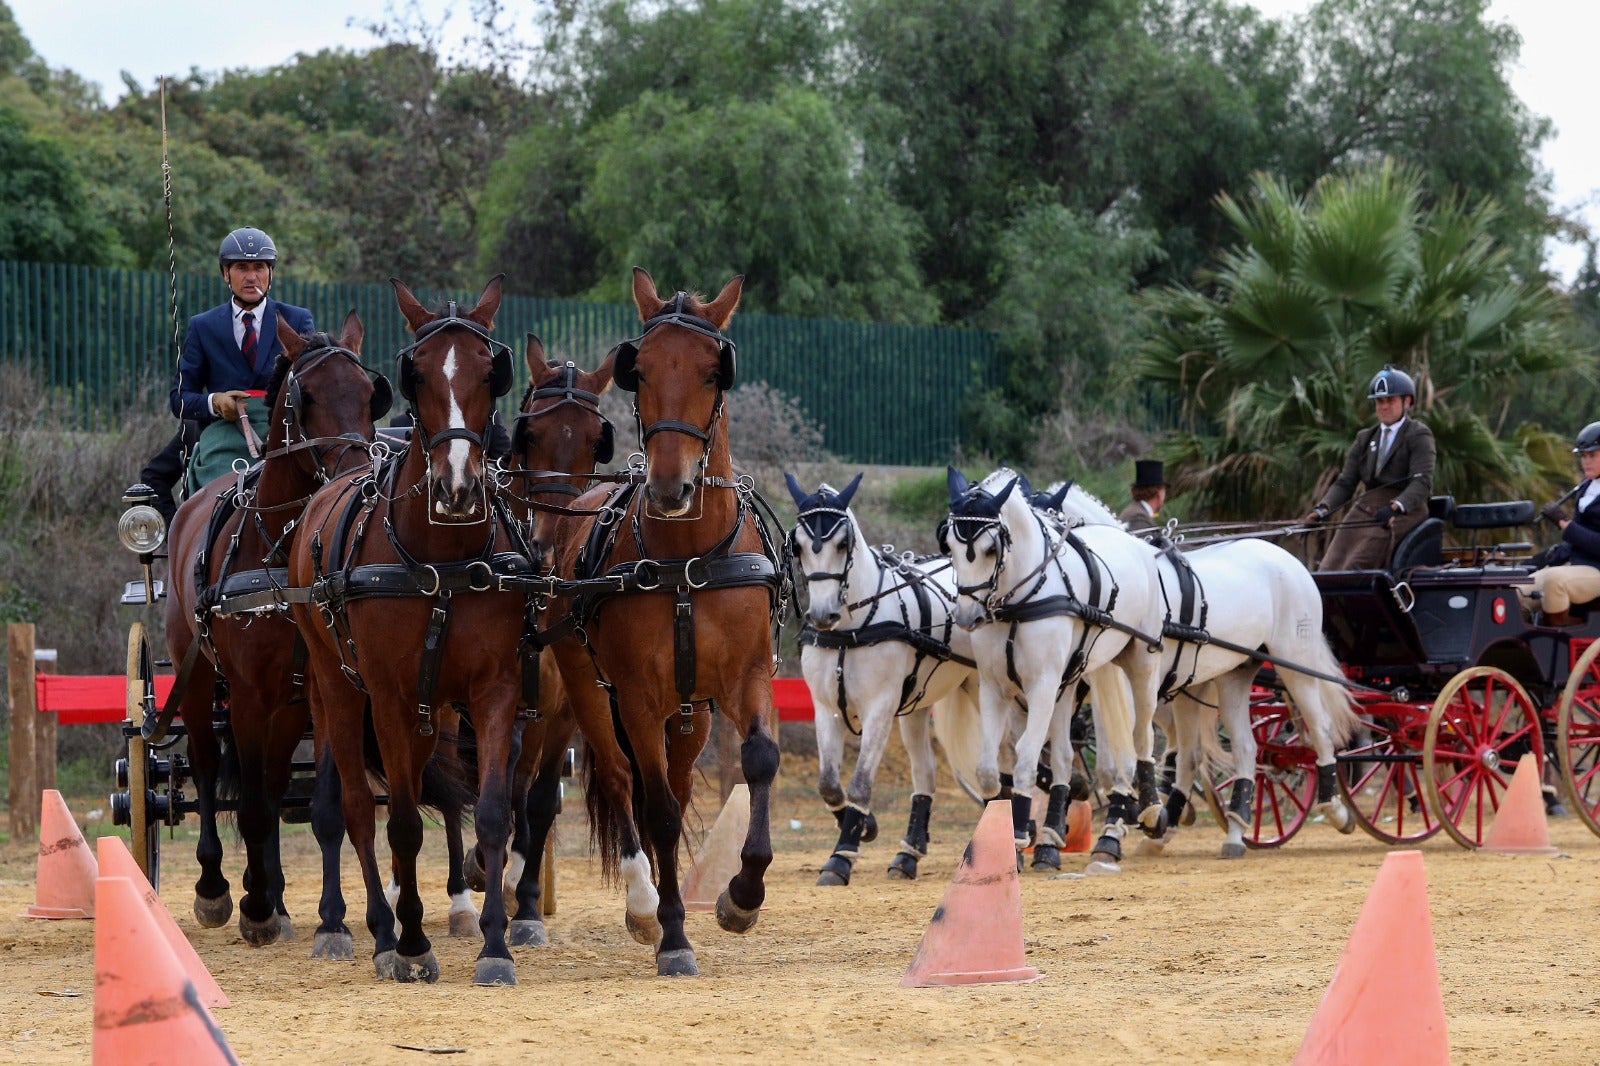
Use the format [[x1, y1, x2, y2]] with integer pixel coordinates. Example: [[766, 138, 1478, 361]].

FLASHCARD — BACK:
[[785, 471, 864, 630], [615, 267, 743, 516], [391, 275, 507, 522], [513, 334, 616, 565], [269, 310, 387, 482], [942, 467, 1020, 629]]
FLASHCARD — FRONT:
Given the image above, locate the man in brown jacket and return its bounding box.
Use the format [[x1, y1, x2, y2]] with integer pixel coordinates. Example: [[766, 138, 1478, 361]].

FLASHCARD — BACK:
[[1306, 365, 1436, 571]]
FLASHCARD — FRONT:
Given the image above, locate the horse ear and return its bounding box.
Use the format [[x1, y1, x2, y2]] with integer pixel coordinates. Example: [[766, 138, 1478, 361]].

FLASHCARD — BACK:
[[837, 472, 864, 509], [524, 333, 546, 377], [589, 346, 616, 395], [704, 274, 744, 330], [784, 472, 807, 508], [631, 266, 662, 321], [946, 465, 969, 502], [339, 309, 363, 355], [276, 316, 305, 360], [390, 277, 432, 333], [1050, 482, 1072, 510], [466, 274, 505, 330], [994, 477, 1017, 507], [1017, 473, 1033, 500]]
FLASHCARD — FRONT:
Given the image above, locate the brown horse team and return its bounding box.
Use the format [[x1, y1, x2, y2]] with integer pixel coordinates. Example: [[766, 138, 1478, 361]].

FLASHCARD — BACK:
[[165, 267, 783, 985]]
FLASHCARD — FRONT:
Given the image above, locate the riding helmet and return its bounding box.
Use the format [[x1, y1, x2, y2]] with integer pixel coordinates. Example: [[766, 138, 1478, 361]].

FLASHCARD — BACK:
[[1367, 364, 1416, 401], [1574, 421, 1600, 454], [218, 228, 278, 270]]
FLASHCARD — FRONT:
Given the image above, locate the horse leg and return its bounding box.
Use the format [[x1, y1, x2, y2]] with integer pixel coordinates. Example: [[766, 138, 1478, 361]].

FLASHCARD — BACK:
[[379, 736, 439, 984], [510, 726, 568, 947], [468, 696, 519, 987], [1084, 666, 1139, 875], [1030, 699, 1076, 872], [971, 668, 1009, 800], [309, 727, 354, 961], [812, 676, 852, 885], [1284, 671, 1359, 834], [819, 689, 896, 887], [1216, 669, 1257, 858], [234, 695, 302, 946], [1139, 695, 1202, 856], [179, 659, 232, 927], [888, 702, 940, 880], [715, 676, 779, 942]]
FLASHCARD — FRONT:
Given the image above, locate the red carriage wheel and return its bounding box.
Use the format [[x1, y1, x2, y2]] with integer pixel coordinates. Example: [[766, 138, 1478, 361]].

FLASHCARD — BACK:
[[122, 622, 162, 889], [1199, 699, 1317, 847], [1556, 639, 1600, 839], [1335, 703, 1443, 845], [1423, 666, 1544, 850]]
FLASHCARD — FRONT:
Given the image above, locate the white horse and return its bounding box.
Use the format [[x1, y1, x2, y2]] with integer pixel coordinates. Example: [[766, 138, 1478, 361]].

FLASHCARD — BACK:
[[786, 473, 985, 883], [1042, 481, 1362, 857], [942, 468, 1168, 874]]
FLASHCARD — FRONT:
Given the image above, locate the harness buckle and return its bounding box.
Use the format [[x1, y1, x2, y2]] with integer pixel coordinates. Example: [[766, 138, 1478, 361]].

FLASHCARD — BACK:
[[678, 702, 696, 734], [416, 563, 442, 597], [684, 556, 710, 589], [465, 559, 494, 592]]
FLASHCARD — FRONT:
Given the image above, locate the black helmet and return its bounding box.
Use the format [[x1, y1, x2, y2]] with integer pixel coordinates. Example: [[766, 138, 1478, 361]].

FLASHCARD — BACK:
[[1574, 421, 1600, 454], [218, 228, 277, 269], [1367, 364, 1416, 401]]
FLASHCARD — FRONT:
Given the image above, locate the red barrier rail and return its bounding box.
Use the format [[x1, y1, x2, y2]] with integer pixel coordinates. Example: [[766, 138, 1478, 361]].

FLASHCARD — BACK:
[[36, 673, 812, 725]]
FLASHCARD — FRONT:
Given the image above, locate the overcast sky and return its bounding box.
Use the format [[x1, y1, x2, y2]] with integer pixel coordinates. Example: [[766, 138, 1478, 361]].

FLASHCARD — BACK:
[[10, 0, 1597, 279]]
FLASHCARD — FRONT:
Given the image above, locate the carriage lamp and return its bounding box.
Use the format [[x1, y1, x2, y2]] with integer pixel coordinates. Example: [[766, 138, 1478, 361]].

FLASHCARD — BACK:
[[117, 484, 166, 554]]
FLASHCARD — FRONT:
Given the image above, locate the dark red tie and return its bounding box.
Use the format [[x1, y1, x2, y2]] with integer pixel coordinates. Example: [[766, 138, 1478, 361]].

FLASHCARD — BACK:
[[241, 311, 257, 365]]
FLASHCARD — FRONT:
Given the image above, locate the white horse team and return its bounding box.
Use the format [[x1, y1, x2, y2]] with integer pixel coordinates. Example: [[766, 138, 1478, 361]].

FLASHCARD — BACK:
[[786, 466, 1362, 879]]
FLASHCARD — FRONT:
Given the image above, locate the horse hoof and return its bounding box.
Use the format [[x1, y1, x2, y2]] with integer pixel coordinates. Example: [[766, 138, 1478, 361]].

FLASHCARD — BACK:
[[816, 853, 853, 886], [311, 931, 354, 961], [1139, 807, 1169, 838], [275, 913, 296, 941], [464, 850, 488, 894], [473, 956, 517, 987], [1136, 835, 1169, 857], [886, 854, 919, 880], [715, 890, 760, 935], [657, 948, 701, 977], [1031, 844, 1061, 871], [449, 909, 481, 938], [378, 951, 439, 983], [1181, 804, 1196, 826], [509, 919, 549, 948], [193, 892, 233, 928], [1316, 802, 1358, 835], [239, 911, 282, 947], [1220, 842, 1247, 859], [860, 812, 879, 844], [1084, 856, 1122, 876], [625, 909, 662, 947]]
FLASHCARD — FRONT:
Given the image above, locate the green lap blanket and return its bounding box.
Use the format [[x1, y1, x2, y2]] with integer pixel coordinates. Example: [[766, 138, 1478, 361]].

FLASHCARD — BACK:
[[185, 402, 272, 494]]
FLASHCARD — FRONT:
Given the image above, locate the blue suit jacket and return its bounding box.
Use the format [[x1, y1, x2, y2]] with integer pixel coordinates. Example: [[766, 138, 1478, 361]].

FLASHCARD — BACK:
[[1562, 481, 1600, 568], [169, 298, 315, 423]]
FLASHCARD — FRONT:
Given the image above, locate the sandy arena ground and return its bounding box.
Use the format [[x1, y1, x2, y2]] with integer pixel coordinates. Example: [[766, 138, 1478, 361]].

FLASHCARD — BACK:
[[2, 759, 1598, 1065]]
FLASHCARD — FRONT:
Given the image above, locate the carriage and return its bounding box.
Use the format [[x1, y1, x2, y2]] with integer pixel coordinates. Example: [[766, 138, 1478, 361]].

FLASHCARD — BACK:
[[1207, 495, 1600, 850]]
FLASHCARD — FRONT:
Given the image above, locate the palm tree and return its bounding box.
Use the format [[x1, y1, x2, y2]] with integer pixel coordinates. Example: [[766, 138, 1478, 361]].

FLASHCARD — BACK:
[[1135, 159, 1584, 519]]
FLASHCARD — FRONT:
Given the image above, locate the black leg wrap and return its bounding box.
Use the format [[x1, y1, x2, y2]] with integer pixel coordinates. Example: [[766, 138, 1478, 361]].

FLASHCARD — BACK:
[[1068, 769, 1092, 802], [1228, 777, 1255, 825], [1163, 786, 1188, 827], [1043, 784, 1069, 837], [997, 772, 1014, 800], [860, 811, 879, 844], [1317, 762, 1337, 805], [902, 793, 932, 856], [1161, 749, 1178, 790], [1134, 759, 1159, 812], [818, 806, 866, 887], [1010, 793, 1033, 846], [817, 853, 854, 886]]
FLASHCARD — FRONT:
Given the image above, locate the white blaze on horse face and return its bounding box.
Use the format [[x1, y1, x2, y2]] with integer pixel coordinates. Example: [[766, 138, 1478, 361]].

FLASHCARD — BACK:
[[441, 344, 472, 485]]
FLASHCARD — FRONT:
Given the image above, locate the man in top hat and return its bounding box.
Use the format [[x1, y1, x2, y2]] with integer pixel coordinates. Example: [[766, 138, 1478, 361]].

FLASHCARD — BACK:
[[1120, 459, 1167, 533]]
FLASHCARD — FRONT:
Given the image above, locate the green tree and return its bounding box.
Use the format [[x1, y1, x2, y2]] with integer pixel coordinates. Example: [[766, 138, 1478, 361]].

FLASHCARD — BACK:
[[0, 106, 126, 264], [1136, 161, 1583, 519]]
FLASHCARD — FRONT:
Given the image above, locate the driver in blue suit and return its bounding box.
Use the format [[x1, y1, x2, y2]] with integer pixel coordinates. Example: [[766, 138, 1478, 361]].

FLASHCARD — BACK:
[[136, 227, 315, 509]]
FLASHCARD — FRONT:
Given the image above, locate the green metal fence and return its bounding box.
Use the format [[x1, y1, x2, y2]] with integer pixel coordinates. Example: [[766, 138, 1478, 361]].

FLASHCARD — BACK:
[[0, 261, 999, 465]]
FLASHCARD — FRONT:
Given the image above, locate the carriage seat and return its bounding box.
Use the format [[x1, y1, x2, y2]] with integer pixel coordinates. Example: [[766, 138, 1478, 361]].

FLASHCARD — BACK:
[[1450, 500, 1534, 530], [1387, 496, 1456, 572]]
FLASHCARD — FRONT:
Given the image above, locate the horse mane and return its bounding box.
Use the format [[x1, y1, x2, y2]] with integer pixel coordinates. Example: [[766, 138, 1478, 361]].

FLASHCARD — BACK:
[[264, 352, 294, 413], [1061, 483, 1123, 527]]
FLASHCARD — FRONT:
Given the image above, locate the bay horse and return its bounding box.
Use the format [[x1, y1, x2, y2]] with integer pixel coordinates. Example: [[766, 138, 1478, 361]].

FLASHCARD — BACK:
[[544, 268, 786, 976], [1037, 481, 1362, 857], [458, 343, 617, 947], [943, 467, 1167, 874], [785, 472, 982, 884], [289, 276, 533, 985], [162, 312, 388, 940]]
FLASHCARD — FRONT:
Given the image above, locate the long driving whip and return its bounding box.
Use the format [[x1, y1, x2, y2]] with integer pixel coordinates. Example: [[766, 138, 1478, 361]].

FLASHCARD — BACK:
[[161, 77, 180, 378]]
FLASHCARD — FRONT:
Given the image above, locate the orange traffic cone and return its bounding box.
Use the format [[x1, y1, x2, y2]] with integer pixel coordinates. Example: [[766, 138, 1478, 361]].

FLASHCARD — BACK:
[[93, 877, 240, 1065], [1063, 799, 1093, 853], [681, 784, 750, 912], [901, 799, 1042, 987], [97, 836, 229, 1009], [1482, 753, 1560, 856], [1293, 850, 1448, 1065], [23, 789, 97, 919]]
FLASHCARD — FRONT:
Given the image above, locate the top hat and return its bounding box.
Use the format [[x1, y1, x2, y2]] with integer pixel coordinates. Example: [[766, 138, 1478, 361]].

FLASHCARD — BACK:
[[1131, 459, 1166, 489]]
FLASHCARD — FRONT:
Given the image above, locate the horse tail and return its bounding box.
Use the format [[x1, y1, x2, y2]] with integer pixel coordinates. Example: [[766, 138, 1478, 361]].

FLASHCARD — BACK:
[[214, 713, 241, 830], [359, 702, 476, 824], [1302, 637, 1361, 748], [581, 696, 636, 884], [931, 680, 986, 805]]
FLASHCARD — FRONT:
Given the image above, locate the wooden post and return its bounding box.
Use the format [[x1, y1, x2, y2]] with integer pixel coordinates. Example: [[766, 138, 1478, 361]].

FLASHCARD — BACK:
[[7, 623, 38, 841]]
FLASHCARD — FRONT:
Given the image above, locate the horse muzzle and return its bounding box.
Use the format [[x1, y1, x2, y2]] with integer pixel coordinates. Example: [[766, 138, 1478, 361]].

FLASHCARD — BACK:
[[430, 473, 485, 521], [806, 607, 841, 631], [646, 475, 695, 517]]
